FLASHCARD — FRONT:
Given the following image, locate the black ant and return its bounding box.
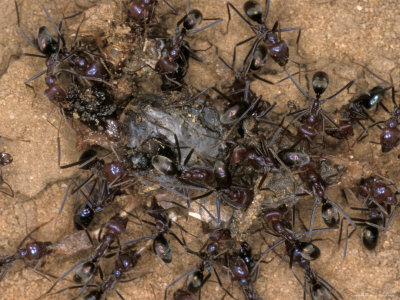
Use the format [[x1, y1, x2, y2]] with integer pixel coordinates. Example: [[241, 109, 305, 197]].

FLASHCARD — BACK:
[[226, 0, 300, 68]]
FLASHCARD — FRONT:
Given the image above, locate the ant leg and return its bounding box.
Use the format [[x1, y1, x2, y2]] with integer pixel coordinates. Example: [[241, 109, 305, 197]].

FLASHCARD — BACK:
[[262, 0, 271, 22], [308, 197, 321, 239], [164, 268, 199, 300], [232, 35, 257, 69], [225, 2, 254, 35], [189, 18, 223, 34], [325, 80, 354, 101], [384, 206, 397, 232], [216, 196, 221, 224]]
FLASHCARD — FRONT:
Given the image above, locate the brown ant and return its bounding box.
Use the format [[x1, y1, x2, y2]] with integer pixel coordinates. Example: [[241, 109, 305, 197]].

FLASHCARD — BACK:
[[46, 213, 129, 294], [362, 86, 400, 152], [0, 138, 14, 197], [358, 176, 398, 228], [0, 221, 54, 281], [122, 197, 186, 264], [81, 249, 143, 300], [284, 70, 354, 148], [226, 0, 300, 68], [128, 0, 177, 25], [295, 159, 356, 237], [165, 228, 235, 300], [226, 241, 262, 300], [155, 5, 222, 90], [326, 85, 391, 140], [340, 189, 387, 255]]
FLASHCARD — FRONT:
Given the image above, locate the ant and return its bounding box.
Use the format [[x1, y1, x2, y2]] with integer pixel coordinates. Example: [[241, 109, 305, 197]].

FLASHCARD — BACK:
[[0, 139, 14, 197], [128, 0, 177, 25], [17, 2, 109, 103], [53, 248, 144, 300], [226, 0, 300, 68], [284, 70, 354, 148], [259, 207, 341, 298], [122, 197, 186, 264], [358, 176, 398, 228], [0, 220, 54, 281], [151, 134, 253, 220], [252, 205, 340, 276], [289, 248, 342, 300], [81, 249, 143, 300], [325, 85, 391, 140], [46, 213, 129, 294], [155, 4, 222, 90], [164, 228, 235, 300], [340, 188, 386, 254], [296, 159, 356, 237], [226, 241, 261, 300], [363, 86, 400, 152]]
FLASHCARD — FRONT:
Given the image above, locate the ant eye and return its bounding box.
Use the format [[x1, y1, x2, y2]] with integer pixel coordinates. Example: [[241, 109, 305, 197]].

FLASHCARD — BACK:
[[244, 1, 263, 23], [184, 9, 203, 30], [312, 71, 329, 95]]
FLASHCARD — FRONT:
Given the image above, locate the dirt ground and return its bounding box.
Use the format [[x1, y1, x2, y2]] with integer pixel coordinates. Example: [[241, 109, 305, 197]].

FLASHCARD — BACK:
[[0, 0, 399, 299]]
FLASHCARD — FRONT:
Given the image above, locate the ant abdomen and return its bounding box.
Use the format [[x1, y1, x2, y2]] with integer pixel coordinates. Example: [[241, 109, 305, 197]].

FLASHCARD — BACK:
[[243, 1, 263, 24], [311, 283, 332, 300], [174, 289, 195, 300], [362, 225, 379, 250], [187, 270, 204, 293], [152, 155, 178, 176], [153, 234, 172, 263], [36, 26, 58, 56], [321, 203, 340, 227], [73, 261, 97, 284], [183, 10, 203, 30]]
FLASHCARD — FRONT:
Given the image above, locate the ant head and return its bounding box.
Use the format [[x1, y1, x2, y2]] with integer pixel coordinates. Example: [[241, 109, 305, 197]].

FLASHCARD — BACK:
[[37, 26, 58, 56], [183, 10, 203, 30], [312, 71, 329, 96], [244, 1, 263, 24], [362, 225, 379, 250]]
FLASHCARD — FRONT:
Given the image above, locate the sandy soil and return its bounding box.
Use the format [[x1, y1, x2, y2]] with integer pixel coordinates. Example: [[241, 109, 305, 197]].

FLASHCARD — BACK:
[[0, 0, 399, 299]]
